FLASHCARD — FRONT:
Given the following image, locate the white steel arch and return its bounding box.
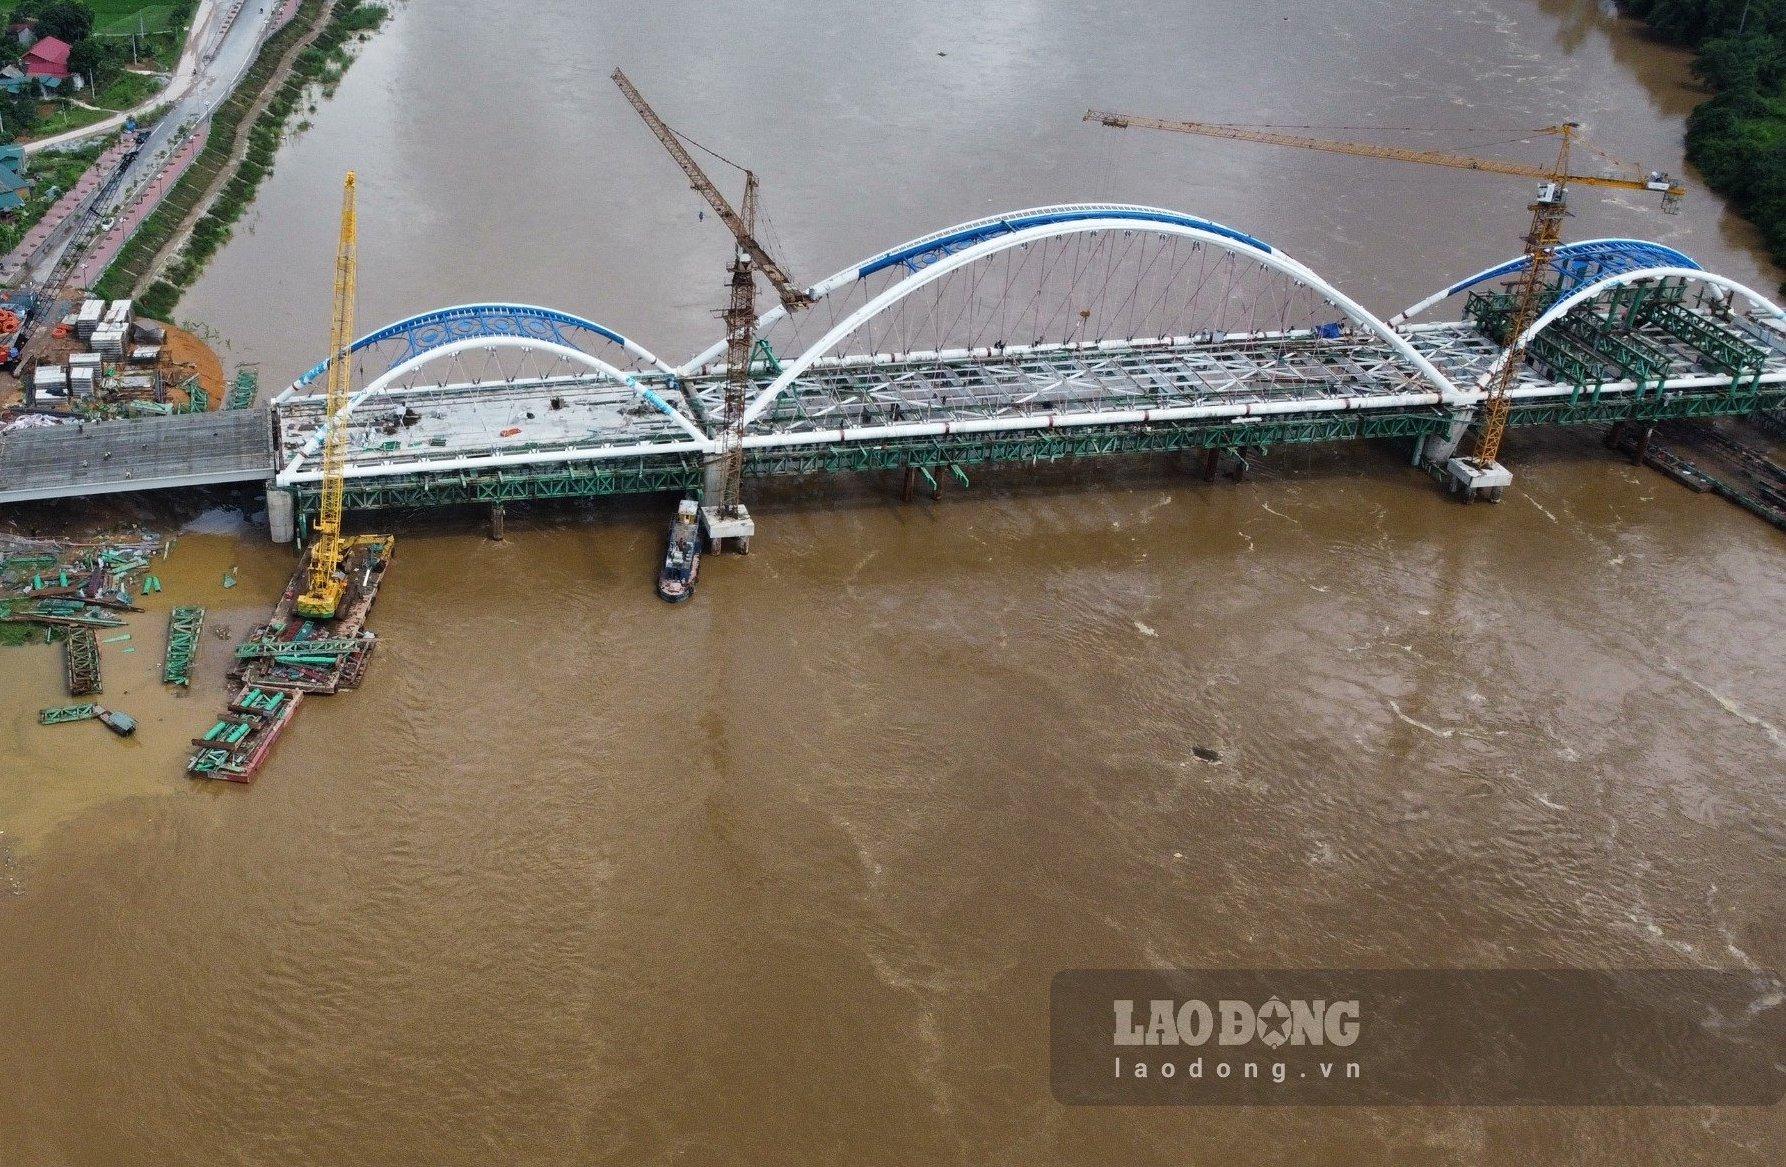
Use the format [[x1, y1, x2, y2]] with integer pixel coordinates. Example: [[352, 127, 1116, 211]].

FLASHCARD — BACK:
[[737, 214, 1458, 428], [1476, 266, 1786, 387], [284, 301, 678, 398], [276, 335, 711, 485]]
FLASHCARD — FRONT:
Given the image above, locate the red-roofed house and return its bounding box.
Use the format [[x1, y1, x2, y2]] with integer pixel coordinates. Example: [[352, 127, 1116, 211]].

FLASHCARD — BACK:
[[21, 36, 71, 81]]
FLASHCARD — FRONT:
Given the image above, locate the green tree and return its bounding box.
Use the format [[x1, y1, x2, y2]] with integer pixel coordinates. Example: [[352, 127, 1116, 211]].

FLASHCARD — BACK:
[[15, 0, 95, 44]]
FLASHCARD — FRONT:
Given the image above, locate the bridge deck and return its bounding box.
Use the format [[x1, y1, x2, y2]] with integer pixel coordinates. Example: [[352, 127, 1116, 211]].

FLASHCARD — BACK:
[[273, 379, 698, 475], [272, 317, 1785, 484], [5, 312, 1783, 507], [0, 410, 271, 504]]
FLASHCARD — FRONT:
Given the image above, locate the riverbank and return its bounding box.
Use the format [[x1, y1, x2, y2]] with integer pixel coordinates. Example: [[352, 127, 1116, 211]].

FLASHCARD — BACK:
[[1620, 0, 1786, 292], [93, 0, 389, 317]]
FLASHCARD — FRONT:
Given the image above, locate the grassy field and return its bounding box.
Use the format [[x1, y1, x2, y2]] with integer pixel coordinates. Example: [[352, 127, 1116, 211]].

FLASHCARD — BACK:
[[90, 3, 195, 73], [91, 3, 185, 34]]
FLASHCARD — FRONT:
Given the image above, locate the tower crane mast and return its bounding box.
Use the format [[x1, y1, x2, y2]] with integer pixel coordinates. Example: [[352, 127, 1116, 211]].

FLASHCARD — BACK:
[[612, 69, 812, 537], [1083, 111, 1685, 479], [295, 172, 358, 620]]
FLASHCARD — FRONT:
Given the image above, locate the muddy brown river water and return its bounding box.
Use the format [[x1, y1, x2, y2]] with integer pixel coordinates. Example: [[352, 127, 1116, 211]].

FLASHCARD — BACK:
[[3, 1, 1783, 1163]]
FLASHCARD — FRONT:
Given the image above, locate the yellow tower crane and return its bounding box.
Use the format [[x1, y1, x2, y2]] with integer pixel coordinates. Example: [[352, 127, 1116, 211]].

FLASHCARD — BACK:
[[295, 172, 359, 620], [1082, 112, 1685, 475]]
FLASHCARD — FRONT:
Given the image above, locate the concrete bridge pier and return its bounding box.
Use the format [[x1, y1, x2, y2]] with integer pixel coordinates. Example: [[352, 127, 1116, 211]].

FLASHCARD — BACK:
[[489, 503, 505, 542], [1418, 409, 1511, 503], [698, 456, 754, 554], [1421, 410, 1474, 465], [266, 486, 296, 544]]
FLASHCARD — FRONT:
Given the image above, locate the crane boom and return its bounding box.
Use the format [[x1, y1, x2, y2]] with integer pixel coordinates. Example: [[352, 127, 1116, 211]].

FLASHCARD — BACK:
[[1082, 112, 1686, 202], [295, 172, 358, 620], [612, 68, 812, 312], [1083, 110, 1687, 489]]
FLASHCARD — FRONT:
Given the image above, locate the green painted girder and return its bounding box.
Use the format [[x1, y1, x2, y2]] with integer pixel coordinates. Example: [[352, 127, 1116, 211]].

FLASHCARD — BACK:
[[162, 605, 205, 687], [226, 369, 259, 411], [1639, 301, 1769, 381], [741, 410, 1455, 478], [39, 704, 99, 725], [1464, 286, 1566, 343], [299, 459, 704, 515], [288, 383, 1786, 520], [1551, 312, 1674, 392], [1505, 386, 1784, 428], [234, 637, 362, 660], [1591, 278, 1687, 330], [1528, 330, 1611, 396]]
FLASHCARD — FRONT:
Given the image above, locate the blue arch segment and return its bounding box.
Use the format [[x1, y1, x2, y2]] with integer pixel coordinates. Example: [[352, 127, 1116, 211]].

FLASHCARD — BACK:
[[294, 304, 644, 388], [856, 208, 1273, 279], [1441, 239, 1702, 301]]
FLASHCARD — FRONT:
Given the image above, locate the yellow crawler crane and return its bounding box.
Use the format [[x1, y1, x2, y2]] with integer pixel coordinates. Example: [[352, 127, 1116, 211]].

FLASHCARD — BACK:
[[295, 173, 360, 620], [1082, 112, 1685, 475]]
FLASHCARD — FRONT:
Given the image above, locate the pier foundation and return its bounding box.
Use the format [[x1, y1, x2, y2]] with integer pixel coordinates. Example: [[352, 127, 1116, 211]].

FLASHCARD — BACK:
[[489, 503, 505, 541], [701, 505, 754, 555]]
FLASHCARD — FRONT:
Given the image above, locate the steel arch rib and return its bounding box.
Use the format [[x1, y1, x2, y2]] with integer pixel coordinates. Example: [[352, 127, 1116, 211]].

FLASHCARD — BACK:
[[1475, 266, 1786, 388], [677, 203, 1280, 374], [1390, 239, 1704, 326], [737, 214, 1457, 428], [277, 336, 711, 485], [287, 302, 677, 393]]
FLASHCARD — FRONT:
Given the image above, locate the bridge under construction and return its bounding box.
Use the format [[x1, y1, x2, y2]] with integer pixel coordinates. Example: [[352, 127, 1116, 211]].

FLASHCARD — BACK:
[[2, 205, 1784, 539]]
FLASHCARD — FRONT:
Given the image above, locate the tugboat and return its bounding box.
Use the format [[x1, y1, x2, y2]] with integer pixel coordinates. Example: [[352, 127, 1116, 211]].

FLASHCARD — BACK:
[[657, 499, 703, 603]]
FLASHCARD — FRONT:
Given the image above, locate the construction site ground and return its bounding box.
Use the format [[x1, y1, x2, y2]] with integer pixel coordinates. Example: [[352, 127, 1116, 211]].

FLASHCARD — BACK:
[[0, 319, 227, 413]]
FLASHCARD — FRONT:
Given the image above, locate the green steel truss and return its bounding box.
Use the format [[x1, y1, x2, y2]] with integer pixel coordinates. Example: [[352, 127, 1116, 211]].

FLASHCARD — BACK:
[[296, 458, 705, 515], [162, 606, 205, 687], [281, 380, 1784, 525], [1505, 385, 1785, 428], [1638, 301, 1770, 383], [741, 411, 1450, 478]]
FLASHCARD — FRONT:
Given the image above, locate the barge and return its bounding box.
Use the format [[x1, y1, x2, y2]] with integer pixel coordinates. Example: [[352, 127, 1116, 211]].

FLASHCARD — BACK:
[[188, 534, 394, 782]]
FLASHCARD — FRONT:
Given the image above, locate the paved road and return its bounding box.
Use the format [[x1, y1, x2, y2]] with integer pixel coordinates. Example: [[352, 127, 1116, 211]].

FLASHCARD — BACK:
[[24, 1, 281, 285]]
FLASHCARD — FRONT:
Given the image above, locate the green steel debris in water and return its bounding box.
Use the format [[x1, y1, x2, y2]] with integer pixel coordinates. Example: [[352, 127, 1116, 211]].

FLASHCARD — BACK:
[[163, 607, 206, 687], [38, 705, 99, 725], [234, 636, 362, 659], [63, 628, 101, 697]]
